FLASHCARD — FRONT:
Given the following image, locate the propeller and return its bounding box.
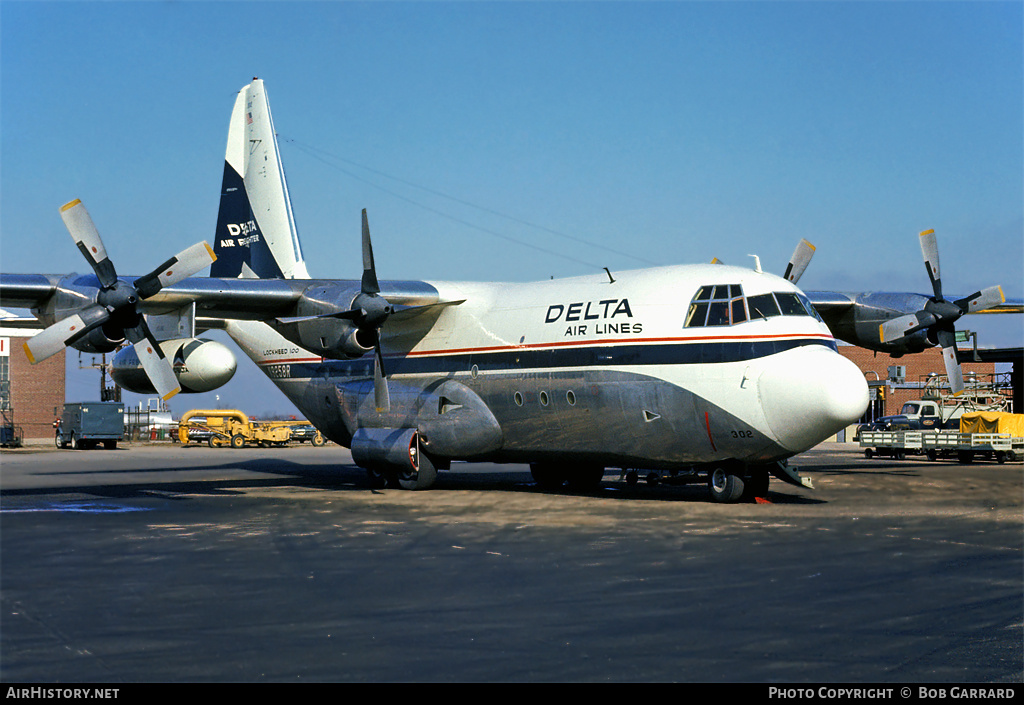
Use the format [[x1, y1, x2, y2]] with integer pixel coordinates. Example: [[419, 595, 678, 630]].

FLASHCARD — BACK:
[[878, 229, 1004, 395], [271, 210, 395, 410], [343, 209, 393, 411], [299, 209, 393, 411], [24, 199, 217, 400], [710, 239, 815, 284]]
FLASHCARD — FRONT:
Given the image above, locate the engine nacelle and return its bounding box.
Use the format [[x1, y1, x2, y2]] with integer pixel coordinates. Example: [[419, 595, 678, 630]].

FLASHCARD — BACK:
[[293, 317, 374, 359], [829, 292, 936, 355], [271, 283, 375, 359], [351, 427, 438, 490], [110, 338, 237, 394]]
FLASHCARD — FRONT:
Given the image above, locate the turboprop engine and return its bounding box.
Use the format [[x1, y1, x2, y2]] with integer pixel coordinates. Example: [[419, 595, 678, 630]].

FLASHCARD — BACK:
[[110, 338, 237, 394]]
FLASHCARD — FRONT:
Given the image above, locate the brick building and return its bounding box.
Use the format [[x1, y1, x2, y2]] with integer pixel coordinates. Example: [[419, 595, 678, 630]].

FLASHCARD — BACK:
[[0, 331, 65, 443]]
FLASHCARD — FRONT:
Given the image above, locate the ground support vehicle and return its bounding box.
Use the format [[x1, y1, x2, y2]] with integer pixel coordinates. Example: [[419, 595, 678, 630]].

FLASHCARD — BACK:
[[177, 410, 321, 448], [859, 430, 1022, 464], [56, 402, 124, 450]]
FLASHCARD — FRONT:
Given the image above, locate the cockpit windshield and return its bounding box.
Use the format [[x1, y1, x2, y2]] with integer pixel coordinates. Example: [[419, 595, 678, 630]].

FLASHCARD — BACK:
[[685, 286, 823, 327]]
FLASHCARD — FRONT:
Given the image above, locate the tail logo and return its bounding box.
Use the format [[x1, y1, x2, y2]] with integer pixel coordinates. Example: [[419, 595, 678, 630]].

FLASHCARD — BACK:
[[220, 220, 261, 248]]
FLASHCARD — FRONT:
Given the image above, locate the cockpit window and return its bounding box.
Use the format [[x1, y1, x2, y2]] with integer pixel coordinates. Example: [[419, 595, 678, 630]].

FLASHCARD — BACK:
[[687, 285, 823, 327], [774, 292, 810, 317], [747, 293, 780, 320], [796, 292, 825, 322], [686, 284, 746, 327]]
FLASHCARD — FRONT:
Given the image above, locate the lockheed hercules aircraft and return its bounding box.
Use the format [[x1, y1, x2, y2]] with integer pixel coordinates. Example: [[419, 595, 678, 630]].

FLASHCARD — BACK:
[[1, 79, 1014, 501]]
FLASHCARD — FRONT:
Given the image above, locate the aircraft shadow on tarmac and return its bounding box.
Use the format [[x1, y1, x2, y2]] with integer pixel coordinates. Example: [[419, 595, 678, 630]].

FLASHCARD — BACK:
[[0, 455, 825, 505]]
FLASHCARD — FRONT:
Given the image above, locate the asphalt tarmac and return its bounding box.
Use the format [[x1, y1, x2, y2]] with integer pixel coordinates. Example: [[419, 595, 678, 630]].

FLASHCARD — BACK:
[[1, 441, 1020, 683]]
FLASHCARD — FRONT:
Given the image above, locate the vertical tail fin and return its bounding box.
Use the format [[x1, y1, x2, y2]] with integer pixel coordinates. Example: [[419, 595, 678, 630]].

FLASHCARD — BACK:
[[211, 78, 309, 280]]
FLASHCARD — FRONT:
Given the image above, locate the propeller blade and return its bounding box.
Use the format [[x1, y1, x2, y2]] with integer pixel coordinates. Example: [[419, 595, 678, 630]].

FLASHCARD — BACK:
[[60, 199, 117, 288], [361, 209, 380, 295], [134, 242, 217, 298], [783, 239, 816, 284], [23, 305, 110, 363], [126, 322, 180, 401], [919, 229, 942, 300], [373, 343, 390, 413], [933, 328, 964, 396], [941, 345, 964, 396], [879, 311, 936, 344], [955, 285, 1005, 315]]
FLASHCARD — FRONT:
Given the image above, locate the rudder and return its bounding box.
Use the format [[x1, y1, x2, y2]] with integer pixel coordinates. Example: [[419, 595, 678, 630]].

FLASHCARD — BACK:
[[211, 78, 309, 280]]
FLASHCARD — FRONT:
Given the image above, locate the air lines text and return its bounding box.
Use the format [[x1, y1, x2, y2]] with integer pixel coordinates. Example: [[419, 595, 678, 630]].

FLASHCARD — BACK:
[[545, 298, 642, 337]]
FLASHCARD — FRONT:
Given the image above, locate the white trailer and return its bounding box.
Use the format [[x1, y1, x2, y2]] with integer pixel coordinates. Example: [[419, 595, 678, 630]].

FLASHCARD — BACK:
[[859, 430, 1022, 464]]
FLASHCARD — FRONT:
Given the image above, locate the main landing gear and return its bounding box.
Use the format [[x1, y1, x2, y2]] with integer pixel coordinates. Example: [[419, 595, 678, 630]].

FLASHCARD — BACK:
[[708, 465, 769, 503], [619, 462, 778, 503]]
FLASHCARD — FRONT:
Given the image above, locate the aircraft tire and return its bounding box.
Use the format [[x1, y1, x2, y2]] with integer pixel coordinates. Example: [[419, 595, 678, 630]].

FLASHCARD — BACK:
[[398, 453, 438, 491], [709, 467, 745, 503]]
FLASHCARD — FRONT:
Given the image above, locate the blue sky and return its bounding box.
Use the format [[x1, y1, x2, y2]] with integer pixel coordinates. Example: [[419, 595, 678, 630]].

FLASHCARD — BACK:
[[2, 1, 1021, 417]]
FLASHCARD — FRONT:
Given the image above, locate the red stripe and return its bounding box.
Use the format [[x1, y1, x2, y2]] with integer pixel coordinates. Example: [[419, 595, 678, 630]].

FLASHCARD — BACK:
[[405, 333, 834, 358], [704, 411, 717, 452]]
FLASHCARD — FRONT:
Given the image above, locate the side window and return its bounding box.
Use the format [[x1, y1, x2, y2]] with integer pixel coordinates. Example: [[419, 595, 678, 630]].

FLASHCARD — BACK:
[[685, 301, 709, 327]]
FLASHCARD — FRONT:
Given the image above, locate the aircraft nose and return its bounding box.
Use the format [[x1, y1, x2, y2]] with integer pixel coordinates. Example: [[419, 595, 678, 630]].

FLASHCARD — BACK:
[[758, 346, 869, 453]]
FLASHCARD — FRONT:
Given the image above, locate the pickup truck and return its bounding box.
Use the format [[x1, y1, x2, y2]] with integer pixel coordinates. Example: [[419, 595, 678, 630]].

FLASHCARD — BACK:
[[859, 399, 966, 433]]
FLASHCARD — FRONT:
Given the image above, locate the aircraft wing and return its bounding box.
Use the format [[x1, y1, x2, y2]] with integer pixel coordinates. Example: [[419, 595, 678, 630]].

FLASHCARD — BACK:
[[0, 273, 442, 325]]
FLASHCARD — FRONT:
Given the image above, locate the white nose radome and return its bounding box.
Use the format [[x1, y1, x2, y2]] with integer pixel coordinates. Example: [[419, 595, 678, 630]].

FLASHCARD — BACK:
[[758, 346, 869, 453]]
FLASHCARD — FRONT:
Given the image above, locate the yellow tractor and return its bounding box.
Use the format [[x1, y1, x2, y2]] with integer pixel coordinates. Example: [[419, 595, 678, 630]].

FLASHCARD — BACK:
[[178, 409, 320, 448]]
